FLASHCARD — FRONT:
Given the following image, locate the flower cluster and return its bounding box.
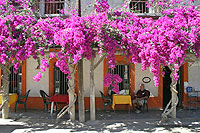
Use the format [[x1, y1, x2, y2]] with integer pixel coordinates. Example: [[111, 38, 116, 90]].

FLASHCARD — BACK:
[[104, 73, 122, 94], [0, 0, 30, 16], [49, 52, 56, 59], [94, 0, 110, 13], [33, 72, 42, 82], [147, 0, 196, 11], [1, 0, 200, 87], [34, 0, 200, 86], [40, 58, 49, 72], [0, 0, 52, 82]]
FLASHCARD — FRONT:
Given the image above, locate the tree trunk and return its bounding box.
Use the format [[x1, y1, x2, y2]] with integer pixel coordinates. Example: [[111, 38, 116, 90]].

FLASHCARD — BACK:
[[78, 59, 85, 122], [68, 65, 76, 121], [162, 66, 179, 120], [68, 85, 75, 121], [170, 77, 178, 118], [1, 65, 11, 119], [90, 56, 95, 121], [171, 90, 177, 118], [168, 65, 179, 119]]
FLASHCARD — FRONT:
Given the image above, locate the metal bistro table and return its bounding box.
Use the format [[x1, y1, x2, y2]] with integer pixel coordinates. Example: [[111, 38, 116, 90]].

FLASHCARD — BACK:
[[50, 94, 69, 114], [112, 94, 132, 113]]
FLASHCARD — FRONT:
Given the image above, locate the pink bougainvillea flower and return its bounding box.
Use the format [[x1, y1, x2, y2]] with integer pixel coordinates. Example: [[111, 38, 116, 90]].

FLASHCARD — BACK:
[[33, 72, 42, 82]]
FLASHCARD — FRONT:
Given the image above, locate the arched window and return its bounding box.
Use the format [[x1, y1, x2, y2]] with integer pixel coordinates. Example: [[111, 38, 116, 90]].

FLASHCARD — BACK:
[[9, 66, 22, 94], [129, 0, 149, 13], [53, 65, 69, 94]]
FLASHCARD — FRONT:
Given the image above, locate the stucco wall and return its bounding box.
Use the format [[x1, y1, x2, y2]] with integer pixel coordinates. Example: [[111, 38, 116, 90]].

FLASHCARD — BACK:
[[188, 60, 200, 91], [81, 0, 94, 16], [26, 57, 49, 97], [81, 0, 124, 16], [26, 55, 160, 98], [83, 55, 104, 97], [108, 0, 124, 9], [135, 64, 158, 97], [26, 54, 104, 98]]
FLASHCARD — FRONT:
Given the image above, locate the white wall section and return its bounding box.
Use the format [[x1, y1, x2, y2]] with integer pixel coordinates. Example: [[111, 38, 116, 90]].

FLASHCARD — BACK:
[[26, 57, 49, 97], [188, 60, 200, 91], [135, 64, 158, 97], [83, 55, 104, 97]]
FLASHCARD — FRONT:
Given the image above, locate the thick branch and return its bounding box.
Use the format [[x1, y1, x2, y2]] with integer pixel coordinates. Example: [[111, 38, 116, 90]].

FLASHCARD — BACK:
[[94, 54, 107, 70], [161, 65, 179, 120], [57, 63, 77, 120]]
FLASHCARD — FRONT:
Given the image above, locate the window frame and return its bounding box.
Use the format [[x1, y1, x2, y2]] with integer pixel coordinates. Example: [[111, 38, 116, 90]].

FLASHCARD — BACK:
[[8, 66, 22, 94], [108, 64, 131, 95], [129, 0, 149, 14], [36, 0, 69, 17], [53, 64, 69, 95]]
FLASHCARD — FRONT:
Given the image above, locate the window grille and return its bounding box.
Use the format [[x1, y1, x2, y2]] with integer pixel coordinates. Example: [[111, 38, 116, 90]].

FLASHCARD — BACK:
[[130, 0, 149, 13], [9, 66, 22, 94], [44, 0, 64, 14], [34, 0, 66, 15], [53, 65, 69, 94], [108, 65, 130, 93]]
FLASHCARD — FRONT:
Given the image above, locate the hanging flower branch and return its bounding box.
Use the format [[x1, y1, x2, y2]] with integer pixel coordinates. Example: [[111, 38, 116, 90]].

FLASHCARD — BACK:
[[104, 73, 122, 94], [29, 0, 200, 87]]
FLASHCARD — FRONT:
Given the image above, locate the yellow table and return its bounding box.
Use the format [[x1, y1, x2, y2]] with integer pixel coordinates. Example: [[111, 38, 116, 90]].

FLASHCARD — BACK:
[[0, 93, 18, 107], [112, 95, 132, 113]]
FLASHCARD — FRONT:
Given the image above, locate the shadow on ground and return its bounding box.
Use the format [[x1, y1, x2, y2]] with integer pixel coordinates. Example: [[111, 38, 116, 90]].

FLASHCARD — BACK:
[[0, 109, 200, 132]]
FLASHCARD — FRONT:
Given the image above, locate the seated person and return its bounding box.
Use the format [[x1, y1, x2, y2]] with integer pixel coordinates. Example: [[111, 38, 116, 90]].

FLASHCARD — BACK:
[[133, 83, 150, 113]]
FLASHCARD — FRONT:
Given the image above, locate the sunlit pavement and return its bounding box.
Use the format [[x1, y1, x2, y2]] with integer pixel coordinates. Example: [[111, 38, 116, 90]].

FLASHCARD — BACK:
[[0, 109, 199, 133]]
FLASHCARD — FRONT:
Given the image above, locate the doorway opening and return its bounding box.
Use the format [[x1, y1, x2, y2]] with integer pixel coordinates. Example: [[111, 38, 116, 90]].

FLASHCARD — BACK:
[[163, 66, 182, 108], [163, 66, 172, 108], [53, 65, 69, 95]]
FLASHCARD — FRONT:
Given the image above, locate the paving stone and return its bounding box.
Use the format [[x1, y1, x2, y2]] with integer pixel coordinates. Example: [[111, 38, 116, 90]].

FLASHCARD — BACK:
[[0, 109, 199, 133]]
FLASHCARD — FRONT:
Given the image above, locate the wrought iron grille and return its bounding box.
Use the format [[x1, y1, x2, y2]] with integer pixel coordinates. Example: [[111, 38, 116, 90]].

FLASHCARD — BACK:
[[108, 65, 130, 93], [9, 66, 22, 94], [34, 0, 65, 14], [130, 0, 149, 13], [53, 65, 69, 94]]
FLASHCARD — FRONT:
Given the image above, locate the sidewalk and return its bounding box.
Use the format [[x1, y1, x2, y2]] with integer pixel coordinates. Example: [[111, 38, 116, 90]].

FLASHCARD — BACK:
[[0, 108, 200, 133]]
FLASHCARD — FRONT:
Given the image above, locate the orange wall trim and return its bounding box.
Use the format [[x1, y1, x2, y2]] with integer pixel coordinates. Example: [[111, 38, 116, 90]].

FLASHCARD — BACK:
[[177, 61, 195, 108], [12, 56, 164, 110], [16, 60, 191, 110], [10, 97, 43, 109], [22, 60, 26, 95], [49, 58, 78, 96], [10, 96, 162, 110], [9, 97, 108, 110], [104, 55, 163, 109], [182, 61, 189, 107], [83, 97, 162, 110], [49, 58, 57, 96], [104, 55, 135, 96]]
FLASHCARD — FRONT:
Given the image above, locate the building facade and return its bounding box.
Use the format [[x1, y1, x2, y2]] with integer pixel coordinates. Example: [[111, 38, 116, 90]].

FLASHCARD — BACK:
[[8, 0, 200, 110]]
